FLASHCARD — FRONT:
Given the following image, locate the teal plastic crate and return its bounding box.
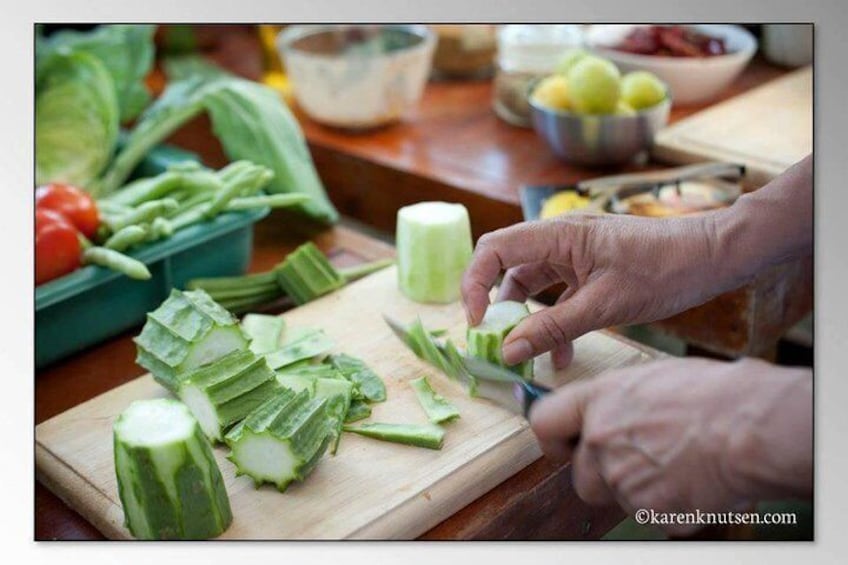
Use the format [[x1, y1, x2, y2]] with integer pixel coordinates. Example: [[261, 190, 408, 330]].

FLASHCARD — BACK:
[[35, 145, 269, 369]]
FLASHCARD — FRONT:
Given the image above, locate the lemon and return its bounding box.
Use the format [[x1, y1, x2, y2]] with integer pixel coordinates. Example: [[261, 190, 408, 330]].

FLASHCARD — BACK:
[[531, 74, 571, 111], [540, 191, 591, 218]]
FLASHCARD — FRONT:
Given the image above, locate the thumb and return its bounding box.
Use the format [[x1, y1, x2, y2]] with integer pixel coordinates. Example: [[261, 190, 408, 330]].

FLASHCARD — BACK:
[[502, 286, 612, 365], [528, 378, 596, 462]]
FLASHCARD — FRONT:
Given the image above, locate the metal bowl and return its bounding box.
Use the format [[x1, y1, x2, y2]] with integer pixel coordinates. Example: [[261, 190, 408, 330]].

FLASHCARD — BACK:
[[529, 95, 671, 167], [277, 24, 436, 130]]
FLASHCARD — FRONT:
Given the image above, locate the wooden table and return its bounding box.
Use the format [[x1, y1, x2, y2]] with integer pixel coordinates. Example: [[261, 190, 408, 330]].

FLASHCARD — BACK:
[[162, 30, 810, 358], [299, 56, 788, 239], [294, 58, 811, 359]]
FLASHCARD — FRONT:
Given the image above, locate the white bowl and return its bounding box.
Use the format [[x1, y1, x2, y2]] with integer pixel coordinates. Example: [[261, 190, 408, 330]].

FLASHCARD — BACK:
[[584, 24, 758, 106], [277, 24, 436, 130]]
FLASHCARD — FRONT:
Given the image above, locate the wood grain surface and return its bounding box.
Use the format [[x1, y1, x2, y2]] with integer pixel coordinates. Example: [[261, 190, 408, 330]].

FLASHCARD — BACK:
[[653, 66, 813, 189], [36, 267, 654, 540]]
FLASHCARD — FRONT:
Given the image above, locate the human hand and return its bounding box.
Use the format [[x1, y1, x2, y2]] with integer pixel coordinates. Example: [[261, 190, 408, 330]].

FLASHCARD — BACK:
[[461, 213, 739, 368], [529, 357, 813, 535]]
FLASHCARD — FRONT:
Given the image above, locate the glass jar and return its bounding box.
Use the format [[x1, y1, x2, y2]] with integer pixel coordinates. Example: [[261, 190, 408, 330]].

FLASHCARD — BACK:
[[493, 24, 583, 127]]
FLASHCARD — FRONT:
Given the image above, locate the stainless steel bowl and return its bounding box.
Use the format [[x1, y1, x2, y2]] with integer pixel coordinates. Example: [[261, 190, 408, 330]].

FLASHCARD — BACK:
[[530, 96, 671, 166]]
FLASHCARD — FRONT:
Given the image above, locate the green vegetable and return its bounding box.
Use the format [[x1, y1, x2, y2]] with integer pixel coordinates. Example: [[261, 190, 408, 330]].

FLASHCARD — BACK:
[[467, 301, 533, 380], [275, 372, 317, 396], [103, 225, 148, 252], [264, 329, 334, 370], [226, 193, 310, 211], [113, 398, 232, 540], [104, 198, 179, 233], [186, 243, 393, 313], [134, 289, 249, 391], [176, 350, 281, 443], [410, 376, 460, 424], [275, 242, 345, 305], [202, 78, 338, 224], [342, 423, 445, 450], [82, 246, 151, 280], [242, 314, 285, 355], [406, 318, 456, 380], [93, 77, 209, 197], [36, 50, 119, 188], [93, 75, 339, 224], [41, 24, 156, 123], [396, 202, 472, 304], [328, 354, 386, 403], [225, 389, 332, 491], [344, 399, 372, 423], [312, 377, 354, 454]]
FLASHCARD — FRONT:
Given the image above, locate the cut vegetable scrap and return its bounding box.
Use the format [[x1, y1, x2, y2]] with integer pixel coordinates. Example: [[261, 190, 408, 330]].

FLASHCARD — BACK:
[[134, 288, 248, 392], [185, 241, 393, 313], [225, 388, 332, 492], [342, 422, 445, 450], [275, 242, 345, 305], [467, 300, 533, 380], [328, 353, 387, 403], [113, 398, 232, 540], [264, 328, 334, 370], [242, 313, 285, 355], [176, 349, 281, 443], [410, 376, 460, 424], [344, 399, 372, 423]]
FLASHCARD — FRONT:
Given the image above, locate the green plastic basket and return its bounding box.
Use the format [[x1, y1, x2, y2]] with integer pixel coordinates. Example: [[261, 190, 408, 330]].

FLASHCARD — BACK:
[[35, 146, 269, 369]]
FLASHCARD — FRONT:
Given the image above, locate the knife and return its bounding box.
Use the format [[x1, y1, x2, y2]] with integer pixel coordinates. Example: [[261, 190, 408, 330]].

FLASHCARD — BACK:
[[383, 314, 551, 417]]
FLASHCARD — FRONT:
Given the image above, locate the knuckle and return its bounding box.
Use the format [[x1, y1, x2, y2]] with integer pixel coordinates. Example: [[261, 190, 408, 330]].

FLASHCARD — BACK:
[[534, 311, 570, 352]]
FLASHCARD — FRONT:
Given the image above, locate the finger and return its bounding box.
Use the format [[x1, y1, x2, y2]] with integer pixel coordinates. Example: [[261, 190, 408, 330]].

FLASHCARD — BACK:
[[462, 222, 571, 325], [551, 341, 575, 370], [572, 442, 616, 506], [502, 285, 612, 365], [550, 288, 578, 370], [497, 262, 562, 303], [528, 378, 596, 455]]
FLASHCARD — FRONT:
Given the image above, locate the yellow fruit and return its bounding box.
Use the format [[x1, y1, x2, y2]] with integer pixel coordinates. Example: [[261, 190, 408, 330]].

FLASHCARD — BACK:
[[531, 74, 571, 111], [540, 191, 591, 218], [615, 100, 637, 116], [555, 48, 589, 76]]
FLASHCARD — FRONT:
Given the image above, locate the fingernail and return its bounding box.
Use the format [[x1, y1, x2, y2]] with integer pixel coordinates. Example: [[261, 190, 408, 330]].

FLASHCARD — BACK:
[[503, 338, 532, 365]]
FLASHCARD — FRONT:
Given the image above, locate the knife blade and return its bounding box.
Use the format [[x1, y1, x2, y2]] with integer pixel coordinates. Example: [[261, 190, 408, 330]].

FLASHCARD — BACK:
[[383, 314, 550, 416]]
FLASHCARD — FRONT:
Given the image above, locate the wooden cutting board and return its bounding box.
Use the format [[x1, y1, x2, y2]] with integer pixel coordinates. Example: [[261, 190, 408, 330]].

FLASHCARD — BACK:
[[35, 266, 654, 540], [653, 65, 812, 189]]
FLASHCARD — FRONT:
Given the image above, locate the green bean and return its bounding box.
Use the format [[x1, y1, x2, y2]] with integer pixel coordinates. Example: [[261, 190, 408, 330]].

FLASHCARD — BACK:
[[186, 270, 279, 291], [226, 193, 310, 211], [103, 225, 148, 252], [83, 247, 151, 280], [169, 203, 208, 231], [101, 172, 183, 207], [96, 200, 133, 215], [147, 217, 174, 241], [205, 165, 271, 218], [107, 199, 179, 232]]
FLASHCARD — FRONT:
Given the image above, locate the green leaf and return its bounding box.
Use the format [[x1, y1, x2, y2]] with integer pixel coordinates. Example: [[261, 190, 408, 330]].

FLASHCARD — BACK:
[[42, 24, 156, 123], [36, 50, 119, 188], [96, 74, 340, 224]]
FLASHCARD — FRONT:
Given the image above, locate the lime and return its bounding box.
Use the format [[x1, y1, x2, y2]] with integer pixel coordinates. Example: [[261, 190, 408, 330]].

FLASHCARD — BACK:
[[621, 71, 666, 110], [567, 56, 621, 115]]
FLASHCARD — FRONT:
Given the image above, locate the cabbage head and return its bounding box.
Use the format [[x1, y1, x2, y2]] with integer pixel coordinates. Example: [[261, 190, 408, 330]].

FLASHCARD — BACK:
[[35, 50, 119, 188]]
